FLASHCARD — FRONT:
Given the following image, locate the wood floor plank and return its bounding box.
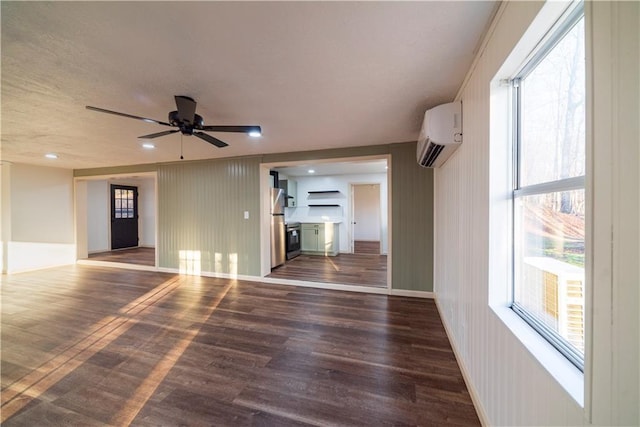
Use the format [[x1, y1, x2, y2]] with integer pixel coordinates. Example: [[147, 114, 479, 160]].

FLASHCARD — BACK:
[[1, 265, 479, 426], [354, 240, 381, 254], [268, 253, 387, 288], [88, 247, 155, 266]]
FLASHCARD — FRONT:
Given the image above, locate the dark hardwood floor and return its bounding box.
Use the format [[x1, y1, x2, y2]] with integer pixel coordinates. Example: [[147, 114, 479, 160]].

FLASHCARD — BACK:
[[1, 265, 479, 426], [269, 253, 387, 288], [354, 240, 380, 254], [88, 248, 386, 289], [88, 247, 155, 266]]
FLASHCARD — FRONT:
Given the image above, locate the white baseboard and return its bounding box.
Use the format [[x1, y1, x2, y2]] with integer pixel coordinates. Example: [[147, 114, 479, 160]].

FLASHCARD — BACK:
[[389, 289, 434, 298], [71, 262, 433, 299], [434, 296, 490, 427]]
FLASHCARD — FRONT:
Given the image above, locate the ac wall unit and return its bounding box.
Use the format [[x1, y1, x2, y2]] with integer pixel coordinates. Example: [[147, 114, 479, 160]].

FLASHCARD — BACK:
[[416, 101, 462, 168]]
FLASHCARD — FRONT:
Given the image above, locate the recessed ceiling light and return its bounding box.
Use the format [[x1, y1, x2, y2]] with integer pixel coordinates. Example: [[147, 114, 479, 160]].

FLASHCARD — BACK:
[[308, 169, 315, 174], [45, 153, 58, 159], [248, 130, 262, 138], [142, 143, 155, 149]]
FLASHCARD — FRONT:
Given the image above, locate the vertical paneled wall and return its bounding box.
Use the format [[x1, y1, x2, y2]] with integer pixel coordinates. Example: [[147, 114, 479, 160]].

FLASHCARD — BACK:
[[80, 142, 435, 291], [265, 143, 435, 292], [157, 157, 261, 276], [390, 143, 434, 291], [589, 2, 639, 424], [435, 2, 588, 424], [435, 1, 639, 426]]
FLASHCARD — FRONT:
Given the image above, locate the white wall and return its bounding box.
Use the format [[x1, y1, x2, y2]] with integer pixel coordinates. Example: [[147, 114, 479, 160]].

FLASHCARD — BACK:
[[1, 162, 12, 272], [285, 173, 388, 253], [75, 180, 88, 259], [3, 163, 75, 273], [87, 180, 109, 252], [11, 163, 74, 243], [137, 178, 156, 247], [84, 176, 156, 253], [588, 2, 639, 423], [434, 1, 639, 426]]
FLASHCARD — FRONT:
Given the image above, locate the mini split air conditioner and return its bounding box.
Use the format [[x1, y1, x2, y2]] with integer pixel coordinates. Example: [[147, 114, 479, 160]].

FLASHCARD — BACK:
[[416, 101, 462, 168]]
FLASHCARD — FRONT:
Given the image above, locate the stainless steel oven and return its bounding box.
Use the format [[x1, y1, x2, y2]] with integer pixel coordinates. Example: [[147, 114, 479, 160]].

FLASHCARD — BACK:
[[285, 222, 301, 260]]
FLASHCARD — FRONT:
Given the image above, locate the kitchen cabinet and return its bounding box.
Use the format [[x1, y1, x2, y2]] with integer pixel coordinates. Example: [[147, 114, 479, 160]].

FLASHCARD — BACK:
[[301, 223, 339, 256]]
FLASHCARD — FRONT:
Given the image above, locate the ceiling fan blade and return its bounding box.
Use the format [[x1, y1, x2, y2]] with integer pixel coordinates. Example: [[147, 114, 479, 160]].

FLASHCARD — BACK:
[[86, 105, 172, 126], [174, 96, 197, 124], [138, 130, 179, 139], [199, 125, 262, 135], [193, 131, 228, 148]]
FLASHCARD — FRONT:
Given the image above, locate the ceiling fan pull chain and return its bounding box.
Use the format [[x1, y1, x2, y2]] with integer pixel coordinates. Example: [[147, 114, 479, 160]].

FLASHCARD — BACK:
[[180, 134, 184, 160]]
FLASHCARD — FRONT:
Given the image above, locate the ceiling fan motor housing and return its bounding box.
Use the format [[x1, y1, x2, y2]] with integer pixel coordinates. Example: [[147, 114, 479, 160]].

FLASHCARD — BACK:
[[168, 111, 204, 135]]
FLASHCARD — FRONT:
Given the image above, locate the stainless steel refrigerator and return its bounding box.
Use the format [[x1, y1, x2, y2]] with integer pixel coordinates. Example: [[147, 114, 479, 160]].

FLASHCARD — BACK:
[[270, 188, 286, 268]]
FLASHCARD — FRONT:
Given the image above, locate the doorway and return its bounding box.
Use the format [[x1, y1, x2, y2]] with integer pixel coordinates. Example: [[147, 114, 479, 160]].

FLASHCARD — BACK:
[[261, 157, 390, 290], [352, 184, 381, 254], [75, 174, 157, 268]]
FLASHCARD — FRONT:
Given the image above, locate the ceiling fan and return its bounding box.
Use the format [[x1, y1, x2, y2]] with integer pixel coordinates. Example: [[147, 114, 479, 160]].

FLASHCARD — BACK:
[[86, 95, 262, 148]]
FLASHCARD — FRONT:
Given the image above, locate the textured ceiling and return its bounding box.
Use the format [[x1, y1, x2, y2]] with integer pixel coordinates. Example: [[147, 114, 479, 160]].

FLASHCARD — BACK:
[[1, 1, 497, 170]]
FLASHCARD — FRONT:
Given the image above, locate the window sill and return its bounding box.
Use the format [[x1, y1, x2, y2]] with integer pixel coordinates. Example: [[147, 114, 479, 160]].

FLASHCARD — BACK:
[[490, 303, 584, 407]]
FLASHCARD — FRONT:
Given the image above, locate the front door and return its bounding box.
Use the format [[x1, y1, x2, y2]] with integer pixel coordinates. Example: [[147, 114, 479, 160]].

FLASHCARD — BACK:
[[111, 184, 138, 250]]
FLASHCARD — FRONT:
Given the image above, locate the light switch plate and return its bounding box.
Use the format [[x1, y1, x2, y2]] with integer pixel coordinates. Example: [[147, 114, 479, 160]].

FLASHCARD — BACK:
[[244, 211, 249, 219]]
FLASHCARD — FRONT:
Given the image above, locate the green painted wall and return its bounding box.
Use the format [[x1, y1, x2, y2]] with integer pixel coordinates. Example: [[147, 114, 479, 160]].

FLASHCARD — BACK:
[[157, 157, 261, 276], [265, 142, 434, 291], [75, 142, 434, 291], [390, 143, 434, 291]]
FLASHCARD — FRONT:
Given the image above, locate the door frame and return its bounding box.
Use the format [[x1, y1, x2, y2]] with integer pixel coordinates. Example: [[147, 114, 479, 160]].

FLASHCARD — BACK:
[[259, 155, 391, 291]]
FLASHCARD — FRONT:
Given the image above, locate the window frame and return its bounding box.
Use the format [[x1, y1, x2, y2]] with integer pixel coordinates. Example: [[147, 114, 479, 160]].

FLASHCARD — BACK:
[[510, 4, 586, 371]]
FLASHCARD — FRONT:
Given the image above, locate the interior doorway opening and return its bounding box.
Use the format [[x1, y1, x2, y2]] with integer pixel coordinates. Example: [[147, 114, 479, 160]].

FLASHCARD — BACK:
[[75, 173, 157, 269], [352, 183, 381, 255], [261, 156, 391, 290]]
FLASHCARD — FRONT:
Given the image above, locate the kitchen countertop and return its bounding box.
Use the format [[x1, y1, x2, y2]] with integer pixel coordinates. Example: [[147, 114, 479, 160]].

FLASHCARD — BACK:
[[299, 221, 342, 224], [290, 220, 342, 224]]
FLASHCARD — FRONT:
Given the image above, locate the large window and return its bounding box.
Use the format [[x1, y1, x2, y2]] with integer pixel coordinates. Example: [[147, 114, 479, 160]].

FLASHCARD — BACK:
[[512, 6, 585, 370]]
